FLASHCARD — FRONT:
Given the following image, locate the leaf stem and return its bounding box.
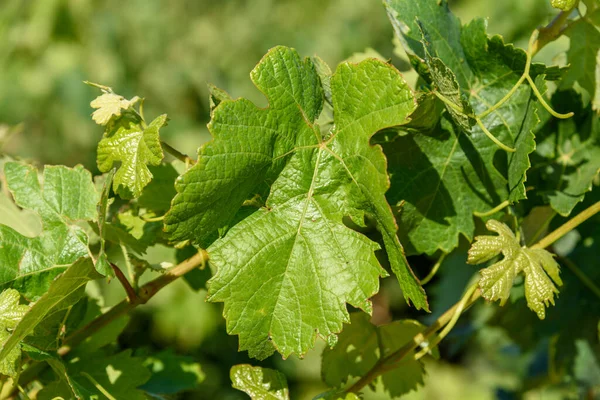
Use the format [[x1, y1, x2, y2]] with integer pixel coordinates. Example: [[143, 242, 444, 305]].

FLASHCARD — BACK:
[[161, 140, 196, 165], [532, 201, 600, 249], [474, 200, 511, 218], [346, 287, 482, 394], [414, 280, 479, 360], [525, 74, 574, 119], [420, 253, 446, 285], [57, 250, 208, 356], [475, 118, 516, 152]]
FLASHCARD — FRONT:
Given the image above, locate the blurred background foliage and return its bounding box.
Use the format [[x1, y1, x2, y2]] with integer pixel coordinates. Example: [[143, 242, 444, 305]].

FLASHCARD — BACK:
[[2, 0, 593, 399]]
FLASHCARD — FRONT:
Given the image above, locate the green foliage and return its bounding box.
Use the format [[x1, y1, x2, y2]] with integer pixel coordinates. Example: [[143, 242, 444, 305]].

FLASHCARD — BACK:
[[230, 364, 290, 400], [1, 0, 599, 399], [0, 162, 99, 299], [141, 350, 205, 395], [468, 220, 562, 319]]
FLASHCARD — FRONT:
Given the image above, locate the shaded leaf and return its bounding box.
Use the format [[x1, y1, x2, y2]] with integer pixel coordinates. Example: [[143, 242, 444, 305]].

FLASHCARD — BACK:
[[531, 90, 600, 215], [562, 20, 600, 110], [141, 350, 204, 395], [384, 0, 545, 254], [45, 350, 151, 400]]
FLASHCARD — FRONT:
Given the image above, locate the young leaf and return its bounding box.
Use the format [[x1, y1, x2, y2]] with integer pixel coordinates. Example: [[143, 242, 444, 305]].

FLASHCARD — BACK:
[[467, 220, 562, 319], [0, 163, 99, 298], [90, 92, 140, 126], [97, 114, 167, 198], [166, 47, 427, 359], [0, 258, 100, 362], [230, 364, 289, 400], [321, 313, 432, 398]]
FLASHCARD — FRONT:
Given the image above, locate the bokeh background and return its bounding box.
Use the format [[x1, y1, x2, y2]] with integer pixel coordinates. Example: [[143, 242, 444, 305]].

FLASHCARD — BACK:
[[0, 0, 580, 399]]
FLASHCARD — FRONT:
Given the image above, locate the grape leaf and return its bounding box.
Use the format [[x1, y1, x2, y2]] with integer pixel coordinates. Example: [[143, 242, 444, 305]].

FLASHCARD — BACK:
[[531, 90, 600, 216], [97, 114, 167, 198], [141, 349, 204, 395], [165, 47, 427, 358], [0, 257, 100, 363], [44, 350, 151, 400], [383, 0, 545, 254], [0, 162, 99, 299], [0, 289, 29, 377], [467, 219, 562, 319], [230, 364, 289, 400], [321, 313, 432, 398], [562, 19, 600, 109], [90, 92, 140, 126]]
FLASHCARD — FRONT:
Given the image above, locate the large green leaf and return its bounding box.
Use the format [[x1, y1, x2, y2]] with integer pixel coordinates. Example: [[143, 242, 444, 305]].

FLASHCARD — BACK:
[[166, 47, 427, 359], [0, 258, 100, 362], [383, 0, 545, 254], [230, 364, 289, 400], [0, 163, 99, 299], [321, 313, 432, 398]]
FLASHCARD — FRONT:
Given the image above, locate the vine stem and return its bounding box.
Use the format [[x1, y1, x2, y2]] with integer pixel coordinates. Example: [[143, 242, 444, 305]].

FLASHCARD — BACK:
[[531, 201, 600, 250], [57, 250, 208, 356], [420, 253, 446, 285], [161, 140, 196, 165]]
